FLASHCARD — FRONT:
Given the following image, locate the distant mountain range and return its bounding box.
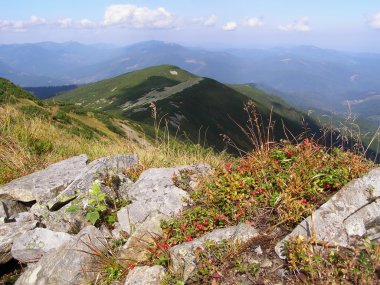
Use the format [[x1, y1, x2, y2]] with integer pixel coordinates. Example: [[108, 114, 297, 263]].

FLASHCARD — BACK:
[[1, 41, 379, 123]]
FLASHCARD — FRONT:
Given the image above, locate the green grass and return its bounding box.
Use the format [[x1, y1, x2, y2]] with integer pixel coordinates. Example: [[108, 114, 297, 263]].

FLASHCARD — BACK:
[[54, 65, 196, 109]]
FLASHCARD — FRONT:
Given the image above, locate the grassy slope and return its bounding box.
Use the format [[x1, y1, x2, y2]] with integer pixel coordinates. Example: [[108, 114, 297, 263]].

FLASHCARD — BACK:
[[0, 77, 226, 185], [56, 65, 321, 152], [54, 65, 195, 110]]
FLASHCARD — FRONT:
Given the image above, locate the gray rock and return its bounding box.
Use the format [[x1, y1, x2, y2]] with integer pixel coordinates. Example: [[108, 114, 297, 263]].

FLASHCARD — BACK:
[[0, 202, 6, 218], [170, 223, 259, 281], [0, 221, 37, 264], [15, 226, 107, 285], [0, 155, 88, 203], [12, 212, 35, 223], [120, 212, 169, 263], [275, 167, 380, 258], [124, 265, 166, 285], [30, 203, 88, 234], [11, 228, 73, 263], [117, 165, 208, 234], [47, 154, 137, 211], [0, 199, 28, 219]]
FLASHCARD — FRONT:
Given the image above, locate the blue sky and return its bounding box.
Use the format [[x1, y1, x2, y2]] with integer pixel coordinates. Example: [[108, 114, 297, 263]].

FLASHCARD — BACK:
[[1, 1, 380, 51]]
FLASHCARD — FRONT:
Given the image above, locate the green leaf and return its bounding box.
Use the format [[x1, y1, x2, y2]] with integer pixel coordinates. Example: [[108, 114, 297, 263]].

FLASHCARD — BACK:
[[88, 198, 96, 205], [91, 183, 101, 195], [86, 211, 100, 225], [98, 193, 106, 201], [65, 203, 80, 213]]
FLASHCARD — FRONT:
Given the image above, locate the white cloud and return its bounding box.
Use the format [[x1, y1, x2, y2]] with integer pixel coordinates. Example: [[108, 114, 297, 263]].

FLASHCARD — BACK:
[[103, 4, 176, 29], [278, 17, 311, 32], [222, 21, 238, 31], [0, 16, 47, 32], [243, 17, 264, 27], [56, 17, 97, 28], [78, 18, 97, 28], [0, 20, 24, 32], [57, 17, 74, 28], [193, 15, 217, 27], [369, 12, 380, 29]]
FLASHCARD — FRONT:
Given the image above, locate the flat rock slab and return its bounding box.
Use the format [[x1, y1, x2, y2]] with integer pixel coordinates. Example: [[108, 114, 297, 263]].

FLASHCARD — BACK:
[[117, 165, 208, 234], [15, 226, 106, 285], [120, 211, 169, 263], [124, 265, 166, 285], [0, 155, 88, 203], [47, 154, 137, 211], [0, 221, 37, 264], [170, 223, 259, 281], [275, 167, 380, 259], [11, 228, 73, 263]]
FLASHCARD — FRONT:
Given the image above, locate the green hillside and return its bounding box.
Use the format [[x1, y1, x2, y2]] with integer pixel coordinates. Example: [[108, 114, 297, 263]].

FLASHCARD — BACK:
[[0, 77, 130, 184], [56, 65, 321, 152]]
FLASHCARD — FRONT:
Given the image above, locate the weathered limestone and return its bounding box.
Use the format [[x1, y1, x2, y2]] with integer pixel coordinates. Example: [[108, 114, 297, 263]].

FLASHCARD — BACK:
[[11, 228, 73, 263], [120, 212, 169, 263], [0, 155, 88, 203], [30, 203, 89, 234], [0, 221, 38, 264], [47, 154, 137, 211], [0, 199, 28, 219], [275, 167, 380, 258], [124, 265, 166, 285], [15, 226, 107, 285], [117, 165, 208, 234], [169, 223, 259, 281]]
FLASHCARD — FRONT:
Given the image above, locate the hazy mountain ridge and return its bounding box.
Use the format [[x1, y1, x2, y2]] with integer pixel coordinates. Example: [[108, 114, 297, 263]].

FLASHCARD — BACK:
[[1, 41, 379, 122]]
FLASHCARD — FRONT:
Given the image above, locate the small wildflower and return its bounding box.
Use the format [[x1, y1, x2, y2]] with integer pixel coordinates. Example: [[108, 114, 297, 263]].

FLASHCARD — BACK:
[[300, 198, 307, 204], [196, 224, 205, 231], [160, 243, 170, 249], [186, 235, 193, 242], [180, 223, 187, 232], [128, 264, 135, 270], [212, 272, 222, 278], [224, 161, 233, 173]]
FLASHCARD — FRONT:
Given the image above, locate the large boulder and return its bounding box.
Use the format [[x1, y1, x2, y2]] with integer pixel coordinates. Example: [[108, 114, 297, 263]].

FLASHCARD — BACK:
[[275, 167, 380, 258], [169, 223, 259, 281], [47, 154, 137, 211], [117, 165, 209, 234], [0, 220, 37, 264], [0, 155, 88, 203], [120, 211, 169, 263], [15, 226, 107, 285], [124, 265, 166, 285], [11, 228, 73, 263]]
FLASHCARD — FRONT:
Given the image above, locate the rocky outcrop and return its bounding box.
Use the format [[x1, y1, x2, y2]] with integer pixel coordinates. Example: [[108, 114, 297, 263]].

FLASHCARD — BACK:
[[169, 223, 259, 281], [11, 228, 73, 263], [124, 265, 166, 285], [15, 226, 106, 285], [0, 220, 37, 264], [30, 202, 89, 234], [120, 211, 169, 263], [0, 155, 88, 203], [275, 167, 380, 258], [117, 165, 208, 234], [47, 154, 137, 211]]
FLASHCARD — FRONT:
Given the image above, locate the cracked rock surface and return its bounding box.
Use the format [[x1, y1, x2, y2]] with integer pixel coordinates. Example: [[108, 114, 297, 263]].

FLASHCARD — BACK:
[[276, 167, 380, 258]]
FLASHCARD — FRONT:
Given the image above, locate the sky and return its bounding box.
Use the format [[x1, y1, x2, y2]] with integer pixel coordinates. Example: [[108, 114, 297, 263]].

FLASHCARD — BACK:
[[1, 0, 380, 52]]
